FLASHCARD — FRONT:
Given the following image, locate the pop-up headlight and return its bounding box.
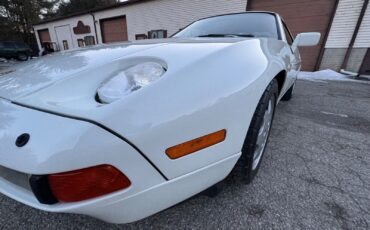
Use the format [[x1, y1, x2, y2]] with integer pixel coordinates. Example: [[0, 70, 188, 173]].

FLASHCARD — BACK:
[[97, 62, 166, 104]]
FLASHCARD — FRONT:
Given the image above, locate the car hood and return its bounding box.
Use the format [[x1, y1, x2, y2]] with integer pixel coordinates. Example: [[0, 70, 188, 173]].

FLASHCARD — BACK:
[[0, 42, 164, 100], [0, 37, 264, 113], [0, 38, 255, 101]]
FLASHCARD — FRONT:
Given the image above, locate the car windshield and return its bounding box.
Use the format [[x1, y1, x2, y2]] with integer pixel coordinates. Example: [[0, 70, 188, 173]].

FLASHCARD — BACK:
[[173, 13, 279, 39]]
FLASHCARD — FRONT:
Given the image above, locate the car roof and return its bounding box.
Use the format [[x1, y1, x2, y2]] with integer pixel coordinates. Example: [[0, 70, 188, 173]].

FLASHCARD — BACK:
[[1, 41, 26, 44]]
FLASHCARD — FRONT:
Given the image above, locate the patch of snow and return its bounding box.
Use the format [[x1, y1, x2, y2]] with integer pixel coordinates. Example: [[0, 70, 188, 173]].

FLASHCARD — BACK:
[[298, 69, 370, 84]]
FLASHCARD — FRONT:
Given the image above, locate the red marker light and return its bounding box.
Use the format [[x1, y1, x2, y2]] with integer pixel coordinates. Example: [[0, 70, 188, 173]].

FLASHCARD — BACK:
[[48, 165, 131, 202]]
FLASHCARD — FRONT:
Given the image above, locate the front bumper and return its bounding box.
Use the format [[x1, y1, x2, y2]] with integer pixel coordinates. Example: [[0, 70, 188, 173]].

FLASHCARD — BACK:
[[0, 99, 240, 223], [0, 153, 240, 223]]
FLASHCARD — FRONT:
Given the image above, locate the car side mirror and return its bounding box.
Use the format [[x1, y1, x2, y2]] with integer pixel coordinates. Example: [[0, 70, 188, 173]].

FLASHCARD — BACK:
[[292, 32, 321, 51]]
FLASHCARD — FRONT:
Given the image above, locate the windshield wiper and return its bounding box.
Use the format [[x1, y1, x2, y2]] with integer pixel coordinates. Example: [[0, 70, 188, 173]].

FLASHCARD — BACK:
[[197, 33, 255, 38]]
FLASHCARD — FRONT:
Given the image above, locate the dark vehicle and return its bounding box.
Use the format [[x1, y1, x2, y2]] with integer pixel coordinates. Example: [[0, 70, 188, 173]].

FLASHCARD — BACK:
[[0, 41, 32, 61]]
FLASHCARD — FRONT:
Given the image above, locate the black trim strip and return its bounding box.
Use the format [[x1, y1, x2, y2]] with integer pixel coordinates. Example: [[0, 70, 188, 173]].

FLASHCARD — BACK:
[[29, 175, 58, 205], [11, 102, 169, 181]]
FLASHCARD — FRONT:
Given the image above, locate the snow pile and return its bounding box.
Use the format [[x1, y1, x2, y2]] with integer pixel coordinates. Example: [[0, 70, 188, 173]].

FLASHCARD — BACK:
[[298, 69, 369, 84]]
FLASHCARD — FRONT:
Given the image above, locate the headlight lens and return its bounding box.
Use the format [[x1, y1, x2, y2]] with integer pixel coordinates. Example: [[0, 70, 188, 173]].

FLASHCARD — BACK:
[[97, 62, 166, 103]]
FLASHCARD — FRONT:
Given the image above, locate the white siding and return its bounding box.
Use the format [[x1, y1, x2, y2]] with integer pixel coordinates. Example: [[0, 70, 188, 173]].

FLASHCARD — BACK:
[[325, 0, 364, 48], [94, 0, 247, 42], [354, 4, 370, 48], [34, 14, 96, 50]]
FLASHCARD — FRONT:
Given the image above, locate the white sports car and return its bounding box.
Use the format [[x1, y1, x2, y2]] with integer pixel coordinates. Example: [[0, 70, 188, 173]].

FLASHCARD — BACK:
[[0, 12, 320, 223]]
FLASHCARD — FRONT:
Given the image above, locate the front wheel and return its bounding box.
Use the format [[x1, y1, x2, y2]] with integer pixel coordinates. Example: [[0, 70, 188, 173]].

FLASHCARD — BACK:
[[236, 79, 278, 184], [17, 53, 29, 61]]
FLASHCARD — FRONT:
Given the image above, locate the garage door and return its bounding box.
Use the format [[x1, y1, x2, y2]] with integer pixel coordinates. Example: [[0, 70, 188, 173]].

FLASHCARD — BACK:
[[38, 29, 51, 45], [248, 0, 337, 71], [100, 16, 128, 43]]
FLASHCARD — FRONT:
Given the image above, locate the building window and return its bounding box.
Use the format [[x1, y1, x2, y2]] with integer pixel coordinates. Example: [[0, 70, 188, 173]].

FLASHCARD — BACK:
[[63, 40, 69, 50], [77, 39, 85, 47], [84, 36, 96, 46], [136, 34, 148, 40], [148, 30, 167, 39]]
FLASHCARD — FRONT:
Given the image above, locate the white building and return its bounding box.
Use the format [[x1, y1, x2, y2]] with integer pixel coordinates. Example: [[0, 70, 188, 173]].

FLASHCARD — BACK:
[[33, 0, 247, 52]]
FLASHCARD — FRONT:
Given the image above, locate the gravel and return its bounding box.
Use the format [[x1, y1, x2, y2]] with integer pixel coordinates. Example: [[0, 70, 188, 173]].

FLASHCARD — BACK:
[[0, 79, 369, 229]]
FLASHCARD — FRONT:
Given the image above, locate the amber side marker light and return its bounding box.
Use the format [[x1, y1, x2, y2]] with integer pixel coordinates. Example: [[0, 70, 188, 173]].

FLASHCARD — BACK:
[[48, 165, 131, 203], [166, 129, 227, 159]]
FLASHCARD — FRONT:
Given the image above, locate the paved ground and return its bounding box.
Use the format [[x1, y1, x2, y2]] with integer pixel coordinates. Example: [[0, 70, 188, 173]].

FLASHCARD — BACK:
[[0, 58, 19, 69], [0, 79, 369, 229], [0, 58, 35, 72]]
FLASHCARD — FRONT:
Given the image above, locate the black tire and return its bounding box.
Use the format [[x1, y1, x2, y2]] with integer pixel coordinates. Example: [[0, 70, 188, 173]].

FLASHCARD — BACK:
[[17, 53, 29, 61], [235, 79, 278, 184], [281, 83, 294, 101]]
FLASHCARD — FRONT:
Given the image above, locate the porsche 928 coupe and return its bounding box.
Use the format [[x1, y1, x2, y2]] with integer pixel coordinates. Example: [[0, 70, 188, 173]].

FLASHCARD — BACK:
[[0, 12, 320, 223]]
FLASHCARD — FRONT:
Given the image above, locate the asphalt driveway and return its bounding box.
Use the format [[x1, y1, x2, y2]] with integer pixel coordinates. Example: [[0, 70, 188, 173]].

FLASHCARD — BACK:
[[0, 79, 369, 229]]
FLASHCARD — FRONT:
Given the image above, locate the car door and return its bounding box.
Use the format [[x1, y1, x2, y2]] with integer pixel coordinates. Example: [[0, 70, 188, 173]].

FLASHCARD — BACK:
[[0, 42, 4, 58], [281, 21, 300, 92], [15, 42, 25, 52]]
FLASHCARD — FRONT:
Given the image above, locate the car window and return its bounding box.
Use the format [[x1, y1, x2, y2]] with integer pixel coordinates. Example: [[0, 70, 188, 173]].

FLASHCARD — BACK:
[[173, 13, 279, 39], [15, 42, 27, 48], [3, 42, 15, 48], [282, 22, 294, 46]]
